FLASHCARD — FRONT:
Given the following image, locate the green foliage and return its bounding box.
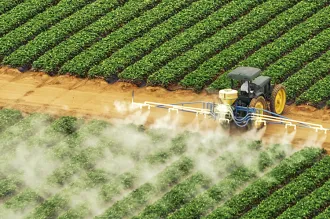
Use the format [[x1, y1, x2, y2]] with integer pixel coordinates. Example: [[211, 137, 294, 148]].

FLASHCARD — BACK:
[[4, 189, 41, 210], [0, 178, 18, 199], [210, 5, 330, 90], [315, 206, 330, 219], [0, 0, 94, 58], [0, 0, 60, 38], [205, 148, 324, 219], [2, 0, 122, 67], [148, 0, 298, 88], [180, 0, 328, 91], [121, 0, 257, 84], [278, 179, 330, 219], [91, 0, 228, 81], [242, 155, 330, 218], [33, 0, 150, 73], [0, 108, 23, 133], [51, 116, 80, 135], [296, 75, 330, 105], [62, 0, 194, 77], [27, 194, 69, 219], [0, 0, 25, 15]]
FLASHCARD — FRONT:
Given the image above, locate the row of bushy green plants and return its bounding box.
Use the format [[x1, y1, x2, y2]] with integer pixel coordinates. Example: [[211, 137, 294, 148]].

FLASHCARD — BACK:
[[2, 0, 124, 67], [59, 0, 194, 76], [179, 0, 328, 91], [0, 0, 95, 58], [32, 0, 158, 73], [145, 0, 299, 88], [209, 4, 330, 90]]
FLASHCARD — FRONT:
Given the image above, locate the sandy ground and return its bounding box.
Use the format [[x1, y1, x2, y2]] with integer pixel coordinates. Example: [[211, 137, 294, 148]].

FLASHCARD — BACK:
[[0, 67, 329, 152]]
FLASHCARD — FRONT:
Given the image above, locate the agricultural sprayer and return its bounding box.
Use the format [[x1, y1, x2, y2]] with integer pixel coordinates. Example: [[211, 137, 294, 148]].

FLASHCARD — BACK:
[[131, 67, 329, 134]]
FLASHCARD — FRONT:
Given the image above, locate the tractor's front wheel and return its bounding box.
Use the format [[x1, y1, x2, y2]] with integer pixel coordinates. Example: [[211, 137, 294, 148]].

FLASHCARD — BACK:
[[249, 96, 267, 129], [270, 84, 286, 115]]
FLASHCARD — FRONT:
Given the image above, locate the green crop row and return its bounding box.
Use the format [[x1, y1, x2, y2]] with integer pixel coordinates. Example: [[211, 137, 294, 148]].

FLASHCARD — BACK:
[[58, 204, 89, 219], [119, 0, 260, 85], [88, 0, 229, 80], [0, 113, 52, 155], [241, 155, 330, 218], [315, 206, 330, 219], [209, 4, 330, 90], [205, 148, 324, 219], [0, 178, 20, 199], [169, 145, 286, 219], [2, 0, 122, 68], [296, 75, 330, 105], [0, 0, 60, 37], [0, 0, 94, 58], [60, 0, 195, 77], [26, 194, 69, 219], [0, 109, 23, 133], [133, 173, 211, 219], [147, 0, 299, 88], [277, 179, 330, 219], [262, 28, 330, 84], [0, 0, 25, 15], [179, 0, 326, 91], [284, 50, 330, 100], [168, 167, 255, 219], [96, 157, 194, 219], [32, 0, 157, 73], [4, 189, 41, 211], [99, 133, 190, 202]]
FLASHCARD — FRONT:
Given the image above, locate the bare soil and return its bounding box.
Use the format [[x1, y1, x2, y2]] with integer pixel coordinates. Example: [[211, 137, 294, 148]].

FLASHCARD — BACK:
[[0, 67, 329, 152]]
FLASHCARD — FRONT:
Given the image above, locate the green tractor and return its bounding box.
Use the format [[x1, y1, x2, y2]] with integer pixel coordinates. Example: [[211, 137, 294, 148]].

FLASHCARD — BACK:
[[227, 67, 287, 115]]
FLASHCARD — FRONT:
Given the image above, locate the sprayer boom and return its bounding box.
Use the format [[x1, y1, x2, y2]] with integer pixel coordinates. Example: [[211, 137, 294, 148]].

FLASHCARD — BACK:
[[131, 91, 329, 134]]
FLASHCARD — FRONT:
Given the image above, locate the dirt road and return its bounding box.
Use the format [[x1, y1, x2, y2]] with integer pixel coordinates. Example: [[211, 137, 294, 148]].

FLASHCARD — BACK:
[[0, 67, 329, 152]]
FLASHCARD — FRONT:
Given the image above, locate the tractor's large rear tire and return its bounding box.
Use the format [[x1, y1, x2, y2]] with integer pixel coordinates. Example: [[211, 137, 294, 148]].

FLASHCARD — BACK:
[[270, 84, 286, 115], [249, 96, 267, 129]]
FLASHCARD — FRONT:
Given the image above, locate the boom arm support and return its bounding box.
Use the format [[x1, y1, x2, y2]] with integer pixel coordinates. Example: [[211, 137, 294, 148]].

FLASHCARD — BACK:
[[131, 91, 329, 134]]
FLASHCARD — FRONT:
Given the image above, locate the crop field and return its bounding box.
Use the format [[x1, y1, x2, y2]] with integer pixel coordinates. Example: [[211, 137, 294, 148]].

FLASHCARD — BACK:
[[0, 0, 329, 106], [0, 108, 329, 219]]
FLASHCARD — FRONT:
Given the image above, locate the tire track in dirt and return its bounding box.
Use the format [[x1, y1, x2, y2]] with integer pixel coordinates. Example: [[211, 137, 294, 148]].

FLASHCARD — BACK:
[[0, 67, 329, 152]]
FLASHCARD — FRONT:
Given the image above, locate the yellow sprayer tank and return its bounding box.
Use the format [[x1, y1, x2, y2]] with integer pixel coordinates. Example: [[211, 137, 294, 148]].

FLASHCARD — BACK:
[[219, 89, 238, 105]]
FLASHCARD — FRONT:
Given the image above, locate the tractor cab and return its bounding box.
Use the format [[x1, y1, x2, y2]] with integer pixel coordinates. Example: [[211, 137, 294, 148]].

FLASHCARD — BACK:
[[228, 67, 272, 108]]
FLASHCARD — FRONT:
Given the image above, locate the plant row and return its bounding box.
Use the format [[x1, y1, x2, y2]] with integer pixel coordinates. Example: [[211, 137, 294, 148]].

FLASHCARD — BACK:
[[167, 167, 255, 219], [99, 133, 190, 203], [209, 4, 330, 90], [88, 0, 229, 79], [118, 0, 261, 85], [0, 0, 25, 15], [0, 113, 52, 155], [262, 28, 330, 84], [146, 0, 299, 88], [277, 178, 330, 219], [0, 0, 94, 58], [169, 145, 286, 219], [0, 0, 60, 37], [133, 172, 211, 219], [241, 155, 330, 218], [33, 0, 161, 73], [60, 0, 195, 77], [205, 148, 324, 219], [315, 206, 330, 219], [284, 49, 330, 100], [296, 75, 330, 105], [3, 189, 42, 212], [179, 0, 326, 91], [2, 0, 122, 68], [0, 109, 23, 133], [96, 157, 194, 219]]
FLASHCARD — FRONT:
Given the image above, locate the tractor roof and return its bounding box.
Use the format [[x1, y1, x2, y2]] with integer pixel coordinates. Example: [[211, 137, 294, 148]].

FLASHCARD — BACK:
[[252, 75, 271, 87], [228, 67, 261, 81]]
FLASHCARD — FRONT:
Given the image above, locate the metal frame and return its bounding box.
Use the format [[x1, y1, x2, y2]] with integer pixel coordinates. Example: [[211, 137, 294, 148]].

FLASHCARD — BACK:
[[131, 91, 329, 134]]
